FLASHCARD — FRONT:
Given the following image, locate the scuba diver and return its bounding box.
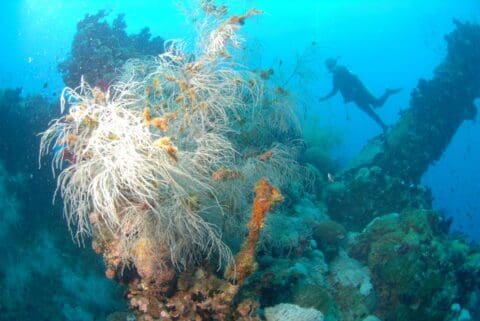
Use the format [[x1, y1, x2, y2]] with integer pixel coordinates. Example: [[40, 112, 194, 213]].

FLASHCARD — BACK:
[[319, 58, 401, 132]]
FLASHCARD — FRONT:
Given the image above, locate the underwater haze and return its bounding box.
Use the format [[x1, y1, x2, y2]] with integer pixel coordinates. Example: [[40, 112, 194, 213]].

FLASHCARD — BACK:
[[1, 1, 479, 321]]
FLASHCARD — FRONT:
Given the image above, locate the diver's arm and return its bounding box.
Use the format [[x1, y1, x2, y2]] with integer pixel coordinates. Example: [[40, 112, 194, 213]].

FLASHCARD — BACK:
[[319, 86, 338, 102]]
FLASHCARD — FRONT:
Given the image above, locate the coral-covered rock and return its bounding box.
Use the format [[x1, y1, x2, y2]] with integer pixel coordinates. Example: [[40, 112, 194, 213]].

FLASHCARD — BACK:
[[348, 210, 475, 321], [312, 219, 346, 260], [328, 251, 376, 321], [264, 303, 324, 321], [324, 166, 432, 231], [59, 11, 164, 88]]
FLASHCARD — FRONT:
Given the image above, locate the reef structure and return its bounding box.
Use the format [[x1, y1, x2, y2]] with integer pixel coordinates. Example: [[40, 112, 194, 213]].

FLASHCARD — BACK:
[[59, 10, 165, 89], [41, 4, 307, 320], [123, 178, 283, 321], [244, 20, 480, 321], [39, 4, 480, 321], [101, 178, 282, 321]]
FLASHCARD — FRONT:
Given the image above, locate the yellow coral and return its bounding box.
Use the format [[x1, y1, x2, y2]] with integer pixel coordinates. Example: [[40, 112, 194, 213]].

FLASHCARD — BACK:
[[152, 77, 161, 90], [82, 115, 98, 129], [153, 137, 178, 162], [92, 87, 106, 104], [143, 107, 152, 123], [133, 238, 157, 280], [107, 132, 119, 141]]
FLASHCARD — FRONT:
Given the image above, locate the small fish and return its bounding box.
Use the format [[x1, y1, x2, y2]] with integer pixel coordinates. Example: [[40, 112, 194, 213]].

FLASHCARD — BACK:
[[43, 82, 48, 89], [327, 173, 335, 183]]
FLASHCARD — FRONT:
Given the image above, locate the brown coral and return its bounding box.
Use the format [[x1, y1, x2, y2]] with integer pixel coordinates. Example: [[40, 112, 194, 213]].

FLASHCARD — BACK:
[[212, 168, 244, 181], [228, 8, 263, 26], [258, 150, 273, 161]]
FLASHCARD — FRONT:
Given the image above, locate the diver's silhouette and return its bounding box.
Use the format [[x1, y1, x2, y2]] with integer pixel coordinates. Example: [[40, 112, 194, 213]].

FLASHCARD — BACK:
[[319, 58, 401, 131]]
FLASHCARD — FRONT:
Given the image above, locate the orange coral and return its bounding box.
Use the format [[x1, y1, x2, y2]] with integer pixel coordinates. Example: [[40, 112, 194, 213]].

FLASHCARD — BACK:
[[258, 150, 273, 161], [143, 107, 152, 123], [149, 117, 169, 132], [132, 239, 175, 285], [92, 87, 106, 104], [143, 107, 177, 132], [212, 168, 244, 181], [250, 178, 283, 231], [93, 233, 123, 280], [59, 134, 78, 147], [133, 238, 157, 280], [153, 137, 178, 162], [225, 178, 283, 283], [228, 8, 263, 26]]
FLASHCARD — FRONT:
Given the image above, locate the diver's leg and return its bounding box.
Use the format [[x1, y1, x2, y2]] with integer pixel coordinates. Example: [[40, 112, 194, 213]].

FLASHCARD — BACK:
[[371, 88, 402, 108], [357, 103, 388, 132]]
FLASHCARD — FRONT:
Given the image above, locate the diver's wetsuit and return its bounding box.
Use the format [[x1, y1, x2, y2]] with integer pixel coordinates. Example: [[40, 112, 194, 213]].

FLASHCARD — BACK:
[[321, 65, 398, 131]]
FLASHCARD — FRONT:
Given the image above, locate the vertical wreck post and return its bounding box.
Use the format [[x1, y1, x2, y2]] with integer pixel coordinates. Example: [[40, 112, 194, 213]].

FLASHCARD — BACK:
[[325, 21, 480, 230]]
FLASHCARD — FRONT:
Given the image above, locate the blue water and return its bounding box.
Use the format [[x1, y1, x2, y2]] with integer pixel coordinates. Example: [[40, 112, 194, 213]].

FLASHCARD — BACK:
[[1, 1, 479, 320]]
